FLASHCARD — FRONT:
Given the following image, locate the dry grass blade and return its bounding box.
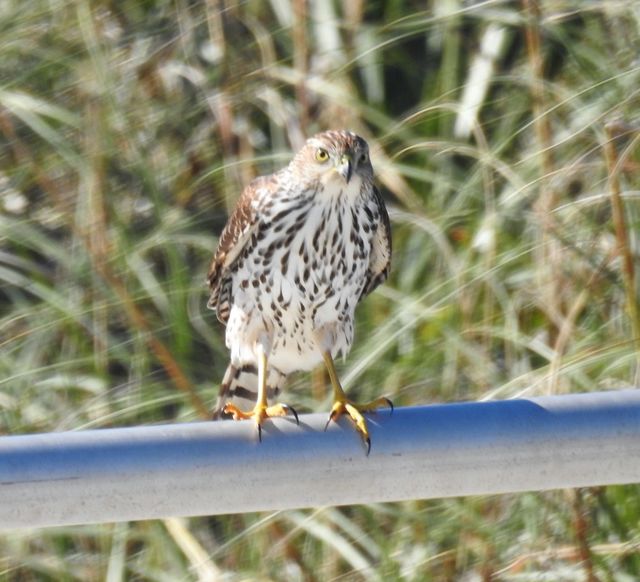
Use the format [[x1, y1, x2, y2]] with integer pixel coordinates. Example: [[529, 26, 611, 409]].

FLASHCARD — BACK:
[[164, 518, 225, 581], [604, 121, 640, 381]]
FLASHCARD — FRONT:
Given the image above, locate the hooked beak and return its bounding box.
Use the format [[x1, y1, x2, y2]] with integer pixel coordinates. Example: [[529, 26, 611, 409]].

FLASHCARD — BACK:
[[337, 154, 353, 183]]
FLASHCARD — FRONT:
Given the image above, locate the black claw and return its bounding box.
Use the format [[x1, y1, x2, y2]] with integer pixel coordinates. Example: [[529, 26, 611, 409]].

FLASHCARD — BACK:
[[257, 423, 263, 443], [324, 411, 336, 432], [282, 404, 299, 425], [365, 437, 371, 456], [385, 397, 394, 414]]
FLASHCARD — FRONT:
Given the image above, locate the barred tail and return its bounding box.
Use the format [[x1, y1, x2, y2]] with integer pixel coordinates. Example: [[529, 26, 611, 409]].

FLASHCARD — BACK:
[[212, 363, 288, 419]]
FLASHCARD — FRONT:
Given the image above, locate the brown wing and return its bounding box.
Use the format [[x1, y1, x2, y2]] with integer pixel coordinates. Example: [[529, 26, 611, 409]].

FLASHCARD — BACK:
[[207, 178, 263, 324], [360, 185, 392, 300]]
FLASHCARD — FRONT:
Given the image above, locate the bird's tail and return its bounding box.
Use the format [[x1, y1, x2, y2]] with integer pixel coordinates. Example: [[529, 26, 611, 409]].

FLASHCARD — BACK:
[[212, 363, 288, 419]]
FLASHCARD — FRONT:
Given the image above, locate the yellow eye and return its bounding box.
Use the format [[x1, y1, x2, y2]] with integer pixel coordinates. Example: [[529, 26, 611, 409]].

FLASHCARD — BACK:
[[315, 148, 329, 163]]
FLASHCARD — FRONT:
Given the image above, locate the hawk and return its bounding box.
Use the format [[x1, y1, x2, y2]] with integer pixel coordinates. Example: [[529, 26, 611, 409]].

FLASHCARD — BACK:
[[207, 130, 392, 453]]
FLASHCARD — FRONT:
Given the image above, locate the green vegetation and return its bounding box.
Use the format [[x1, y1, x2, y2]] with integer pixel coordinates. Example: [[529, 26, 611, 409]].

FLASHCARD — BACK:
[[2, 0, 640, 579]]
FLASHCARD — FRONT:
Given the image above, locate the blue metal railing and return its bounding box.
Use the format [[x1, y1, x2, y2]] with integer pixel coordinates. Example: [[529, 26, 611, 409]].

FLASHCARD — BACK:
[[1, 389, 639, 530]]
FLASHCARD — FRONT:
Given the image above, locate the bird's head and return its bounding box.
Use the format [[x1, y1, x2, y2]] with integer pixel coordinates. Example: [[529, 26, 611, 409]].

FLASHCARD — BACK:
[[290, 130, 374, 189]]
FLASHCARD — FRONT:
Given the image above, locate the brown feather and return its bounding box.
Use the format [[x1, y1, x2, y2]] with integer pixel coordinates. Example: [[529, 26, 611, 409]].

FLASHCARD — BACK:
[[207, 177, 267, 323], [360, 185, 392, 299]]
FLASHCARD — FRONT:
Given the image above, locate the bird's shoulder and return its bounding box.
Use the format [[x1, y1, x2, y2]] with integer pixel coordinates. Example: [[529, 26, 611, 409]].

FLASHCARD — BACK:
[[206, 174, 276, 295]]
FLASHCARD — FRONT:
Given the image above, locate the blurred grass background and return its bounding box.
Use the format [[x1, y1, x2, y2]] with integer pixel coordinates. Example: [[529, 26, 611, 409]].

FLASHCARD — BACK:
[[1, 0, 640, 579]]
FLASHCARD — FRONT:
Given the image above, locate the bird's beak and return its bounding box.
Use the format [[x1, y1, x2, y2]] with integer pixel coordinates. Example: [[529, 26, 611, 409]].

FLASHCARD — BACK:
[[337, 154, 353, 184]]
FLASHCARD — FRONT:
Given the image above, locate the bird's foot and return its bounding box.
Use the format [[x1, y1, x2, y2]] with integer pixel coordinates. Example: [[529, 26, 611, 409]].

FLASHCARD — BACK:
[[222, 402, 299, 441], [324, 396, 393, 455]]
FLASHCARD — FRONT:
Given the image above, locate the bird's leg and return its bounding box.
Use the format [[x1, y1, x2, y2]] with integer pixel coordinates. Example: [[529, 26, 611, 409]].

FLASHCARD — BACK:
[[322, 350, 393, 455], [223, 343, 298, 440]]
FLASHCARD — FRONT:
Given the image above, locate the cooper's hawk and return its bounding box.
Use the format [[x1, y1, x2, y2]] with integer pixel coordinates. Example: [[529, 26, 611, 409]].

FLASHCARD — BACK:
[[207, 130, 392, 452]]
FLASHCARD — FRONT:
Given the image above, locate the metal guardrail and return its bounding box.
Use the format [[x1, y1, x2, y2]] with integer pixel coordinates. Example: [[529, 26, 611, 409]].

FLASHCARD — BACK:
[[1, 389, 639, 530]]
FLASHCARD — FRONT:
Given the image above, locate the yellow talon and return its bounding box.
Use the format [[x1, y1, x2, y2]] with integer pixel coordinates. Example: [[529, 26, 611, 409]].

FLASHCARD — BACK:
[[322, 350, 393, 455], [223, 402, 255, 421], [223, 402, 299, 441], [223, 344, 299, 441]]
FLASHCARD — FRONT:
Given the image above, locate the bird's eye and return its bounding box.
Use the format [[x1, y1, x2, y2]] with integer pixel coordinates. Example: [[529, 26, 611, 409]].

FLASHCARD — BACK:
[[359, 152, 369, 164], [315, 148, 329, 163]]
